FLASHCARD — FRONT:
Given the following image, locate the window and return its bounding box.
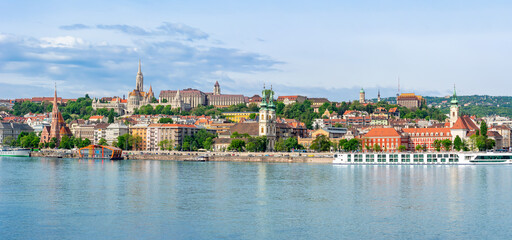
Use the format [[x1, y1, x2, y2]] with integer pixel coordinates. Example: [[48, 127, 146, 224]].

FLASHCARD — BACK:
[[365, 154, 374, 162], [413, 154, 424, 162]]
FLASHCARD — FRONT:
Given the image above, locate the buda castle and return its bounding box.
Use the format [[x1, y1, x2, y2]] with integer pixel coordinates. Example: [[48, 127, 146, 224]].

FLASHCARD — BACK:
[[92, 60, 248, 115]]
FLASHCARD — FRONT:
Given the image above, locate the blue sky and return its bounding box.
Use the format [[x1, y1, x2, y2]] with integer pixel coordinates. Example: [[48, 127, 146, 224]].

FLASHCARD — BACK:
[[1, 0, 512, 101]]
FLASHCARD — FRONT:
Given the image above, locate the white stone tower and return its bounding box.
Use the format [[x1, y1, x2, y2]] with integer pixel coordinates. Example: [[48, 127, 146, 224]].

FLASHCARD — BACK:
[[259, 86, 276, 151], [359, 88, 365, 104], [213, 81, 221, 95], [377, 89, 381, 102], [449, 85, 459, 127]]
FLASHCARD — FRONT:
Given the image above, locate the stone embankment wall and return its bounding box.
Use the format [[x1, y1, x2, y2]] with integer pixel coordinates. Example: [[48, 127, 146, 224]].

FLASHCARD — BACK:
[[31, 150, 333, 163], [126, 153, 332, 163], [31, 150, 77, 158]]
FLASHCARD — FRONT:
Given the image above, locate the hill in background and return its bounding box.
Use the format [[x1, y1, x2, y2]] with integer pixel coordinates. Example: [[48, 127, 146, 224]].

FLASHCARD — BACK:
[[379, 95, 512, 118]]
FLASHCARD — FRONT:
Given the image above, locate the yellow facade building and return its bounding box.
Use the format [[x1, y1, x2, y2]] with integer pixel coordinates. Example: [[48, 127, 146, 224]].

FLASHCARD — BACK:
[[129, 123, 148, 150], [222, 112, 258, 123]]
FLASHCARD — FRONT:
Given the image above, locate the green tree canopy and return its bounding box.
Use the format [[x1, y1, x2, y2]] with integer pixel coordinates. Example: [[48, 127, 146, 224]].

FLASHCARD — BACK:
[[228, 139, 245, 152], [310, 134, 331, 152]]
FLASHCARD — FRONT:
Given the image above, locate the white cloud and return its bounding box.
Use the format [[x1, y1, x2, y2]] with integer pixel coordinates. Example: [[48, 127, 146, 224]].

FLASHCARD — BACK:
[[39, 36, 86, 48]]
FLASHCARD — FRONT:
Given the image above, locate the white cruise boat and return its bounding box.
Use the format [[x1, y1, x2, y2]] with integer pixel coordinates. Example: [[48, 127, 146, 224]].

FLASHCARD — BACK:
[[0, 147, 31, 157], [333, 152, 512, 165]]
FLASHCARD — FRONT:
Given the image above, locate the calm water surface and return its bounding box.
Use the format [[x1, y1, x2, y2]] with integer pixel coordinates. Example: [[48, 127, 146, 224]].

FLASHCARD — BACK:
[[1, 157, 512, 239]]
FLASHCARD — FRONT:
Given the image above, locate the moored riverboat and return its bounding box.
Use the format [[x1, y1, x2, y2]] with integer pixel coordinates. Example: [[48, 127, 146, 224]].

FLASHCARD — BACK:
[[333, 152, 512, 165], [0, 147, 31, 157]]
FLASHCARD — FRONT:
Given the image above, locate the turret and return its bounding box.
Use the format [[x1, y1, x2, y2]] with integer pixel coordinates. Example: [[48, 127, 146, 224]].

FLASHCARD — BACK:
[[214, 81, 221, 95], [359, 88, 365, 104]]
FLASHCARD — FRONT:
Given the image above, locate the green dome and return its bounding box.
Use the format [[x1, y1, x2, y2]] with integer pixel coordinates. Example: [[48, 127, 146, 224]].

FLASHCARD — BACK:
[[451, 86, 458, 105], [360, 88, 365, 93]]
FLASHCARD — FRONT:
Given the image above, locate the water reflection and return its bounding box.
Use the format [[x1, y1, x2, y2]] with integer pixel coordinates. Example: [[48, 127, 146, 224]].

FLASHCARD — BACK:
[[3, 158, 512, 239]]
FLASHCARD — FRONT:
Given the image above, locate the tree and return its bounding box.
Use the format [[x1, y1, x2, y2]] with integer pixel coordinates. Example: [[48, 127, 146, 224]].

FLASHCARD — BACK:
[[433, 140, 442, 152], [108, 109, 115, 123], [158, 139, 172, 151], [81, 138, 91, 147], [117, 134, 133, 150], [442, 139, 452, 151], [131, 135, 143, 150], [480, 121, 488, 138], [415, 144, 423, 152], [245, 136, 267, 152], [158, 118, 173, 124], [228, 139, 245, 152], [49, 137, 58, 149], [341, 138, 361, 152], [249, 113, 257, 120], [274, 139, 285, 152], [310, 135, 331, 152], [373, 144, 382, 152], [59, 135, 73, 149], [98, 138, 108, 146], [485, 138, 495, 150], [398, 145, 407, 152], [2, 136, 15, 147], [453, 136, 463, 151], [339, 139, 348, 151], [284, 137, 303, 151]]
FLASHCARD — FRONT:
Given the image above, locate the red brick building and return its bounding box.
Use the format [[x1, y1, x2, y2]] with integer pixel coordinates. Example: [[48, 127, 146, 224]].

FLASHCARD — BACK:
[[40, 88, 72, 146], [402, 128, 452, 151], [361, 128, 408, 152]]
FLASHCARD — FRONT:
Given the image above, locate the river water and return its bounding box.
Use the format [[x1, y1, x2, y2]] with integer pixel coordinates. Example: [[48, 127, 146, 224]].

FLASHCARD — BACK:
[[1, 157, 512, 239]]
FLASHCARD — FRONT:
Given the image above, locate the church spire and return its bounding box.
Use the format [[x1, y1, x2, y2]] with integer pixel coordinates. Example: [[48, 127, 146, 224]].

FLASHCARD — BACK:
[[54, 82, 57, 105], [136, 59, 144, 92], [451, 84, 458, 105]]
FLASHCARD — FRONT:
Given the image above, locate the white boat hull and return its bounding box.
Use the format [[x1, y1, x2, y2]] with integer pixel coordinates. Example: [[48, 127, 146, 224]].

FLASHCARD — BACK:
[[0, 149, 31, 157], [333, 152, 512, 165]]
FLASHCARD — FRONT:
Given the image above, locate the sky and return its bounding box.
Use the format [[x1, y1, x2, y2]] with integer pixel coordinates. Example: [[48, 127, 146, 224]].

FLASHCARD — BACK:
[[1, 0, 512, 101]]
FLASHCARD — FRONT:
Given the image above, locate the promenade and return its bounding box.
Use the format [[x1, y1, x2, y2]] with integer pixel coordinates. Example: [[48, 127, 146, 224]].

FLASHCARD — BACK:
[[31, 149, 334, 163]]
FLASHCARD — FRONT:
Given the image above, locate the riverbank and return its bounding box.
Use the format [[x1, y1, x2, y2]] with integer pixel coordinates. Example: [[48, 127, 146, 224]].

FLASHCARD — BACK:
[[30, 150, 333, 163]]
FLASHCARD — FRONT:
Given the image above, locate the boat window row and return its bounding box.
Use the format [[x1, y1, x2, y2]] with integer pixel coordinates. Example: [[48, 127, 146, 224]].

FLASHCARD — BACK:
[[345, 154, 459, 163]]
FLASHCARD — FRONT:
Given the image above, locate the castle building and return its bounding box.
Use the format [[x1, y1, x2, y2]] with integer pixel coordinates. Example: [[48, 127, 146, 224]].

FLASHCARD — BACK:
[[159, 81, 246, 109], [159, 89, 204, 109], [40, 86, 72, 146], [259, 87, 277, 151], [92, 97, 127, 115], [359, 88, 365, 104], [127, 60, 154, 114], [396, 93, 425, 109]]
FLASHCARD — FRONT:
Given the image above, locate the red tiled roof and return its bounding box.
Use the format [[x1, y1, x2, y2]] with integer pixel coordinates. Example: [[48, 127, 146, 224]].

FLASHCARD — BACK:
[[451, 116, 478, 130], [277, 96, 300, 101], [161, 124, 197, 128], [388, 107, 398, 113], [364, 128, 401, 138], [487, 131, 502, 138]]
